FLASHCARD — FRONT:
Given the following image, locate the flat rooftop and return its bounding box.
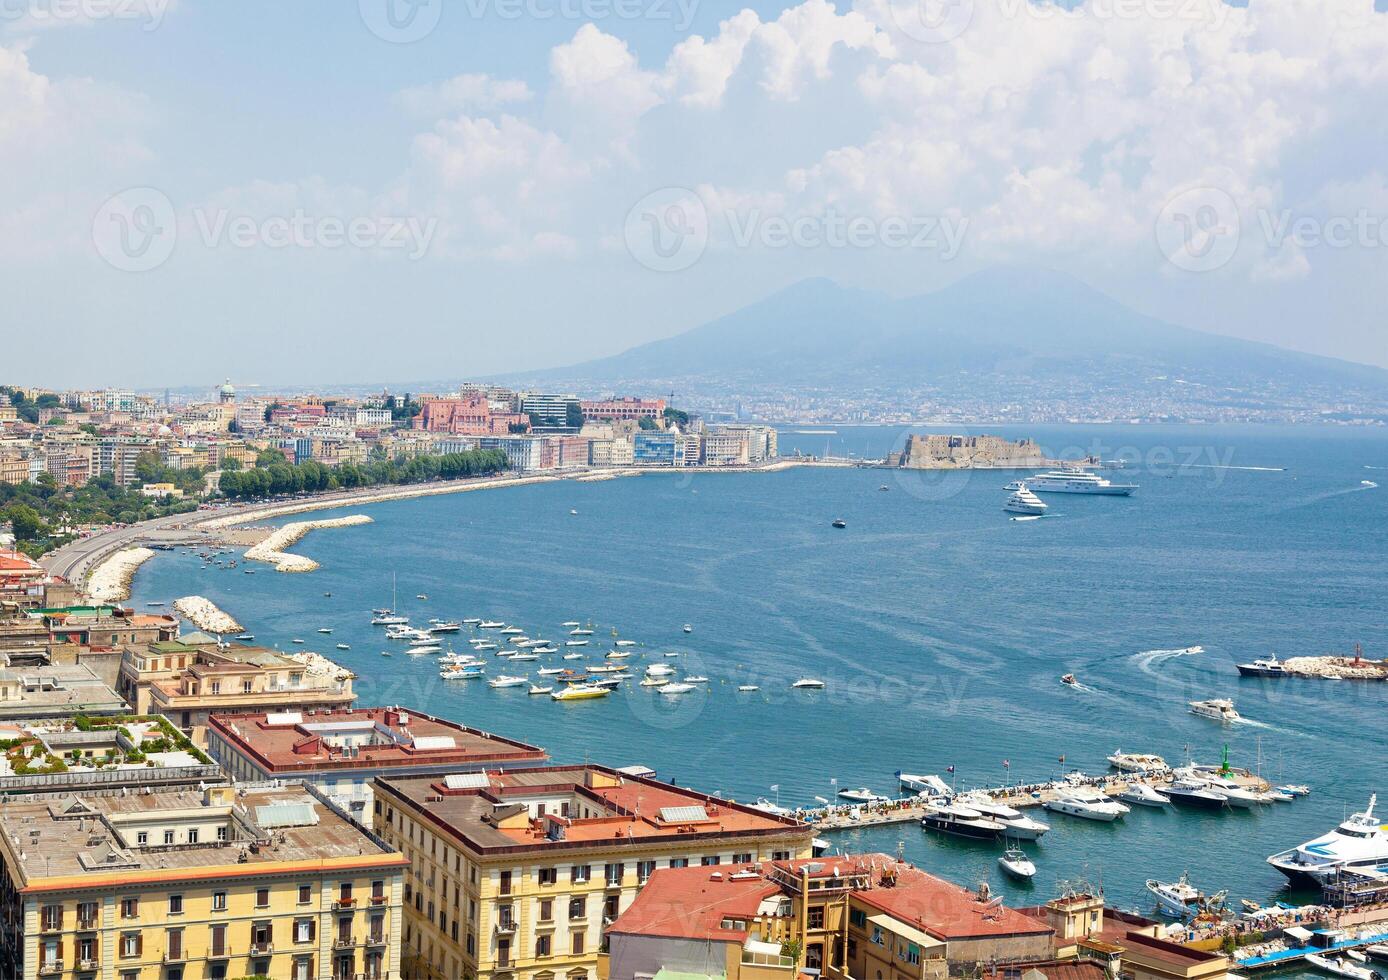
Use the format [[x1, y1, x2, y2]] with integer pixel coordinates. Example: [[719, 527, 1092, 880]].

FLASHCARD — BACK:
[[376, 765, 808, 855], [1, 784, 405, 892], [0, 663, 127, 715], [208, 706, 546, 774]]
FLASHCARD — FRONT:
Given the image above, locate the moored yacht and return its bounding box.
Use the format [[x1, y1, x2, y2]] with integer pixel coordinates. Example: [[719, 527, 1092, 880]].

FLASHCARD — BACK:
[[921, 802, 1007, 840], [897, 772, 953, 796], [838, 787, 888, 804], [1027, 467, 1137, 496], [1108, 750, 1168, 772], [1146, 872, 1224, 918], [998, 846, 1037, 879], [1044, 787, 1130, 822], [792, 678, 825, 689], [1119, 782, 1171, 807], [1188, 698, 1241, 723], [957, 792, 1050, 840], [1004, 485, 1048, 515], [1163, 777, 1228, 809], [1267, 795, 1388, 886]]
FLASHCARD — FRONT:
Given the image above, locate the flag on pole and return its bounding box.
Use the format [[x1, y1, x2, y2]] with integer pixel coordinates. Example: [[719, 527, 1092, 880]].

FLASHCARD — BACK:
[[770, 784, 779, 792], [1003, 760, 1010, 769], [946, 765, 955, 773], [1058, 755, 1065, 764], [830, 777, 837, 785]]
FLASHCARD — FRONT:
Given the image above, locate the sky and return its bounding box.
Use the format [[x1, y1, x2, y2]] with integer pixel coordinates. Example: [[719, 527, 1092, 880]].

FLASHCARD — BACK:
[[2, 0, 1387, 389]]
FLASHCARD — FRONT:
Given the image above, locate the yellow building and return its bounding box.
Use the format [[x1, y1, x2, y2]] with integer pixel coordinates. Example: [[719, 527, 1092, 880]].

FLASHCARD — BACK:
[[0, 782, 408, 980], [117, 638, 356, 744], [371, 766, 815, 980]]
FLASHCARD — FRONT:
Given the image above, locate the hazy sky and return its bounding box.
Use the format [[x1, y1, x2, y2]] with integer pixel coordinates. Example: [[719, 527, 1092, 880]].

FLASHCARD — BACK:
[[2, 0, 1386, 389]]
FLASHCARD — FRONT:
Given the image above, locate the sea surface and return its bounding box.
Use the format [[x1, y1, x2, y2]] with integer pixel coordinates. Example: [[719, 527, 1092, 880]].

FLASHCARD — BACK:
[[133, 424, 1388, 919]]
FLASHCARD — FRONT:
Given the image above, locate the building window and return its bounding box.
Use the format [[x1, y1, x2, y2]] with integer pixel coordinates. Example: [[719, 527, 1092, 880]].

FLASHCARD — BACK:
[[571, 864, 590, 883], [538, 867, 557, 885], [168, 894, 183, 915], [536, 934, 552, 957], [212, 892, 227, 912], [296, 919, 315, 943], [187, 829, 199, 844], [136, 832, 148, 846], [539, 899, 553, 922], [669, 858, 688, 869], [850, 908, 867, 928], [637, 860, 656, 883], [120, 932, 141, 958], [700, 855, 721, 867], [772, 851, 790, 861], [572, 931, 586, 956], [603, 895, 619, 922], [733, 853, 753, 864], [568, 896, 586, 919], [216, 826, 228, 842], [604, 863, 624, 886], [256, 887, 270, 908], [499, 870, 512, 895], [808, 906, 825, 930], [163, 830, 175, 845], [299, 884, 313, 905], [120, 897, 139, 919]]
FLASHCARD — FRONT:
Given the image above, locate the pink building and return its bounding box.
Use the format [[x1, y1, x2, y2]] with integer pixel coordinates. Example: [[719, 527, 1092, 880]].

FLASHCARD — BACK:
[[579, 396, 666, 422], [416, 397, 527, 435]]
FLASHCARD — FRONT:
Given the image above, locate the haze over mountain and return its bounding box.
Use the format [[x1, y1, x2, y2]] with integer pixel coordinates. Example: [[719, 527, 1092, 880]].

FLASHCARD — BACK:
[[519, 269, 1388, 405]]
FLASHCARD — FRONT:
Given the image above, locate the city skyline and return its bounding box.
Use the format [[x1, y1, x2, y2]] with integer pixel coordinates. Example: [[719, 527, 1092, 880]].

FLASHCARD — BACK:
[[3, 1, 1387, 387]]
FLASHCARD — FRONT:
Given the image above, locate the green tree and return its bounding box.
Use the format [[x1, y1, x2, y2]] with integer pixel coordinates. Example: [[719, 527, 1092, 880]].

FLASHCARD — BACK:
[[663, 407, 690, 427], [3, 503, 48, 541], [565, 402, 584, 428], [638, 416, 659, 431]]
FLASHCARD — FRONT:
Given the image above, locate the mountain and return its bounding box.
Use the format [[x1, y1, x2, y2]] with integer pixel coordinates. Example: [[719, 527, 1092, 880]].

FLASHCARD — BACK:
[[516, 269, 1388, 409]]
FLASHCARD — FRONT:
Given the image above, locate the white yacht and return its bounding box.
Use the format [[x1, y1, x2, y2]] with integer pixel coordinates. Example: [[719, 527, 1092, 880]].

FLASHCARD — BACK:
[[1268, 795, 1388, 886], [570, 628, 595, 636], [998, 846, 1037, 879], [1027, 467, 1137, 496], [488, 675, 528, 689], [956, 792, 1050, 840], [1188, 699, 1241, 723], [921, 801, 1007, 839], [750, 798, 793, 817], [371, 613, 409, 626], [1146, 872, 1221, 918], [1119, 782, 1171, 807], [898, 772, 953, 796], [1044, 786, 1130, 822], [1107, 751, 1168, 773], [658, 682, 696, 695], [479, 620, 505, 629], [838, 787, 888, 804], [1004, 485, 1048, 515], [792, 678, 826, 689], [1163, 777, 1229, 809], [645, 664, 676, 678], [1201, 775, 1266, 809], [566, 640, 589, 647]]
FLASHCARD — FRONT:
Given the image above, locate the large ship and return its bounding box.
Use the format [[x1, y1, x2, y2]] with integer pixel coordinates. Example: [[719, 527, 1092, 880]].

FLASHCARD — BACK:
[[1268, 795, 1388, 886], [1027, 467, 1137, 495], [1004, 485, 1048, 515]]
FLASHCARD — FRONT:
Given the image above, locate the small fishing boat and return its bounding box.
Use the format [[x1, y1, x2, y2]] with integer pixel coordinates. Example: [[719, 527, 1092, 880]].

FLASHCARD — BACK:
[[998, 846, 1037, 879], [488, 675, 527, 689]]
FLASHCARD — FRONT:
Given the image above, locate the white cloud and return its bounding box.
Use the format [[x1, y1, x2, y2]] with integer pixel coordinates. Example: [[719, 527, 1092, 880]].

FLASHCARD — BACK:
[[398, 73, 533, 117]]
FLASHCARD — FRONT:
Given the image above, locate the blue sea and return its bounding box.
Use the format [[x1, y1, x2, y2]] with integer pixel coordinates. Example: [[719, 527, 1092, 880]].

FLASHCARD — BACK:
[[133, 424, 1388, 917]]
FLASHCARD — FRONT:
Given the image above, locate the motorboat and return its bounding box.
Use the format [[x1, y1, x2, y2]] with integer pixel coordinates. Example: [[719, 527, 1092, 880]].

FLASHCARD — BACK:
[[1107, 751, 1168, 773], [920, 802, 1007, 839], [998, 846, 1037, 879], [1119, 782, 1171, 807], [479, 620, 505, 629], [1304, 954, 1386, 980], [1163, 777, 1228, 809], [1060, 674, 1077, 686], [1279, 784, 1312, 797], [838, 787, 888, 805], [570, 628, 595, 636], [509, 652, 539, 662], [292, 638, 305, 644], [317, 627, 333, 634], [488, 675, 528, 688], [462, 617, 482, 625], [831, 519, 847, 528], [615, 640, 637, 647], [500, 626, 524, 635], [1027, 467, 1137, 496], [1188, 699, 1241, 723], [1268, 795, 1388, 886], [566, 640, 589, 647], [532, 645, 560, 655], [664, 651, 681, 658], [372, 613, 408, 626], [407, 644, 442, 655], [683, 624, 693, 633], [529, 685, 553, 695], [415, 594, 428, 600], [562, 620, 580, 627], [441, 666, 483, 680], [737, 685, 760, 692], [430, 622, 462, 633], [792, 678, 825, 689], [336, 643, 350, 650], [1004, 485, 1048, 515], [957, 792, 1050, 839], [551, 684, 610, 701], [645, 664, 676, 677], [750, 798, 792, 817], [589, 664, 620, 674], [658, 682, 696, 695], [537, 666, 564, 676], [898, 773, 952, 796], [1146, 872, 1226, 919], [1201, 775, 1266, 809], [1363, 945, 1388, 964], [235, 634, 254, 641], [508, 636, 532, 645], [683, 675, 709, 683], [606, 650, 632, 660], [639, 676, 667, 687], [1236, 654, 1288, 678], [1045, 787, 1130, 822], [563, 653, 584, 660]]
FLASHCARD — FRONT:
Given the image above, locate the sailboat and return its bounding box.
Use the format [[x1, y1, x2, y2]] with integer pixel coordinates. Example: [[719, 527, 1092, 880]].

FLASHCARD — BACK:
[[372, 573, 409, 626]]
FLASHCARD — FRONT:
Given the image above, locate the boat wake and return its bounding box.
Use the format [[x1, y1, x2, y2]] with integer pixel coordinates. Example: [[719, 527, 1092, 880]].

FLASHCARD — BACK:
[[1361, 480, 1378, 489], [1179, 463, 1286, 472], [1133, 646, 1204, 679]]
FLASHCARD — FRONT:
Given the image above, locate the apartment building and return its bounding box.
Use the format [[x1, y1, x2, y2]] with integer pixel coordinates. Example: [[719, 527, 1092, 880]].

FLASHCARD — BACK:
[[371, 765, 814, 980], [578, 399, 665, 423], [206, 706, 546, 828], [118, 639, 356, 743], [0, 782, 408, 980]]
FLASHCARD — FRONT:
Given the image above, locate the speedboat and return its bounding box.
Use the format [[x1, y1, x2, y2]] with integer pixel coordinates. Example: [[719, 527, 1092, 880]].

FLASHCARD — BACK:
[[1108, 751, 1168, 772], [479, 620, 504, 629], [529, 685, 553, 695], [898, 772, 952, 796], [462, 617, 482, 624], [317, 627, 333, 634], [430, 622, 462, 633], [658, 682, 696, 695], [1119, 782, 1171, 807], [292, 638, 305, 644], [566, 640, 589, 647], [562, 620, 581, 627], [738, 685, 760, 692], [552, 684, 610, 701], [615, 640, 637, 647], [831, 519, 847, 529], [1027, 467, 1137, 496], [645, 664, 676, 677], [683, 624, 693, 633], [957, 792, 1050, 839], [1304, 954, 1385, 980], [1188, 698, 1241, 723], [683, 675, 709, 683], [407, 644, 441, 655], [838, 787, 887, 804], [1146, 872, 1222, 919], [537, 667, 564, 676], [606, 651, 631, 660], [1236, 654, 1288, 678], [1004, 485, 1047, 515], [921, 802, 1006, 839], [488, 675, 527, 689], [1045, 787, 1130, 822], [998, 846, 1037, 879], [235, 634, 255, 641], [1201, 775, 1266, 809], [750, 798, 792, 817], [792, 678, 825, 689], [1163, 777, 1228, 809], [563, 653, 584, 660], [639, 676, 667, 687], [1268, 795, 1388, 886], [570, 628, 594, 636], [336, 643, 350, 650], [500, 627, 523, 635], [1279, 784, 1312, 797]]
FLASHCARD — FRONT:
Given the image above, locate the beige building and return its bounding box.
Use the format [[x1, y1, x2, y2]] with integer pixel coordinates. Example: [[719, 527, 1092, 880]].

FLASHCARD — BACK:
[[0, 782, 407, 980], [118, 638, 355, 743], [371, 765, 815, 980]]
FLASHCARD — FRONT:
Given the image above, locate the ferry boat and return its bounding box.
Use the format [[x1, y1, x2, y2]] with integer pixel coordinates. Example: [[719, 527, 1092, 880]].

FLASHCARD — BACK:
[[956, 792, 1050, 840], [1236, 654, 1288, 678], [1107, 751, 1168, 772], [1027, 467, 1137, 496], [921, 802, 1006, 840], [1044, 787, 1130, 822], [551, 684, 610, 701], [1004, 485, 1048, 515], [1188, 698, 1241, 723], [1268, 795, 1388, 886]]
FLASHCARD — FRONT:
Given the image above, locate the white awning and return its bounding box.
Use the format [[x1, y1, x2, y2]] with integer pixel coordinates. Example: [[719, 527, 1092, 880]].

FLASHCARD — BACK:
[[743, 939, 784, 957], [867, 914, 944, 950]]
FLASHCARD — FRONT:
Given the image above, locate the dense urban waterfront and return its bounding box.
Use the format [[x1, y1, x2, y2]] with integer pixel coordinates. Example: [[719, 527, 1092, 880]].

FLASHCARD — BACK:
[[132, 423, 1388, 917]]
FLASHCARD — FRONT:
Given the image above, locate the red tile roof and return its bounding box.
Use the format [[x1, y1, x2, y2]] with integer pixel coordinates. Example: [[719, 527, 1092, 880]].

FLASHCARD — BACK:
[[608, 866, 783, 942], [983, 961, 1108, 980]]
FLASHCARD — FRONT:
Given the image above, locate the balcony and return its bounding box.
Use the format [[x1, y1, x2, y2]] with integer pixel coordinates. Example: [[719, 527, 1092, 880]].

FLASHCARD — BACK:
[[495, 919, 518, 934], [369, 894, 387, 906], [208, 946, 231, 960], [77, 958, 99, 972], [365, 933, 389, 947], [249, 941, 274, 956], [334, 935, 357, 950], [36, 960, 63, 976], [76, 917, 99, 932], [333, 897, 357, 910], [162, 951, 187, 964]]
